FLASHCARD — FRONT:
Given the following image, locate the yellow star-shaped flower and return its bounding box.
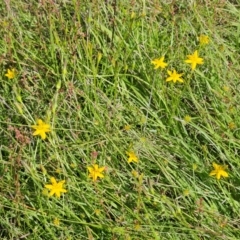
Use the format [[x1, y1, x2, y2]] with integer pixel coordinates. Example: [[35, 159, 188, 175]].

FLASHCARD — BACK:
[[126, 150, 138, 163], [45, 177, 67, 197], [5, 68, 16, 79], [87, 164, 105, 181], [151, 56, 168, 69], [31, 119, 51, 140], [185, 50, 204, 70], [166, 70, 184, 83], [209, 162, 228, 180]]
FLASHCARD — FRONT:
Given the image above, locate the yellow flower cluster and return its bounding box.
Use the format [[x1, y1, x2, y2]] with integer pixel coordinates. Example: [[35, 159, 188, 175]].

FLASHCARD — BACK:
[[43, 160, 229, 198], [5, 33, 226, 204], [151, 50, 203, 83], [151, 35, 209, 83], [150, 35, 229, 181], [29, 116, 141, 197]]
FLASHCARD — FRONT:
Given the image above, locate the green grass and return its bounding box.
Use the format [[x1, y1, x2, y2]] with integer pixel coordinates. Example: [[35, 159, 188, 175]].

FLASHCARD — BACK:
[[1, 0, 240, 239]]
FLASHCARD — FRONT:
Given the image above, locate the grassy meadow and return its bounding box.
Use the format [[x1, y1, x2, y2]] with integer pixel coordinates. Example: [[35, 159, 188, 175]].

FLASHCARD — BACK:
[[1, 0, 240, 239]]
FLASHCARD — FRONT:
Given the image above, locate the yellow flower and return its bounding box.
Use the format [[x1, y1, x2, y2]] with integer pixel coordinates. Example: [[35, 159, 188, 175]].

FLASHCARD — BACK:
[[130, 12, 136, 19], [184, 115, 192, 124], [185, 50, 204, 70], [70, 163, 77, 168], [209, 162, 228, 180], [94, 209, 101, 216], [5, 68, 16, 79], [124, 125, 131, 131], [140, 137, 146, 143], [229, 106, 235, 114], [199, 35, 210, 45], [134, 223, 141, 231], [164, 159, 168, 165], [228, 122, 236, 130], [131, 170, 139, 178], [31, 119, 51, 140], [55, 168, 62, 174], [87, 164, 105, 181], [126, 150, 138, 163], [140, 116, 147, 124], [223, 85, 230, 92], [166, 70, 184, 83], [45, 177, 67, 197], [53, 217, 60, 226], [183, 189, 190, 196], [151, 56, 168, 69]]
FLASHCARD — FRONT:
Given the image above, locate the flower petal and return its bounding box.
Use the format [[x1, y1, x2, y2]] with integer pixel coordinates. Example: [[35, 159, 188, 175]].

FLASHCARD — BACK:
[[209, 170, 216, 176], [220, 171, 228, 178], [212, 162, 218, 169], [50, 177, 57, 184], [45, 184, 53, 189]]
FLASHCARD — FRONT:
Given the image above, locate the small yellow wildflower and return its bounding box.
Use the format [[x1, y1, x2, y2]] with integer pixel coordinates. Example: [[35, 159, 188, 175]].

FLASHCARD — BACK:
[[70, 163, 77, 168], [5, 68, 16, 79], [87, 164, 105, 181], [228, 122, 236, 130], [166, 70, 184, 83], [45, 177, 67, 197], [130, 12, 136, 19], [219, 45, 224, 52], [209, 162, 228, 180], [140, 116, 147, 125], [124, 125, 131, 131], [55, 168, 62, 174], [140, 137, 146, 143], [93, 120, 99, 125], [223, 85, 230, 92], [229, 106, 235, 114], [134, 223, 141, 231], [31, 119, 51, 140], [131, 170, 139, 178], [185, 50, 204, 70], [199, 35, 210, 45], [151, 56, 168, 69], [94, 209, 101, 216], [183, 189, 190, 196], [126, 150, 138, 163], [219, 219, 227, 228], [164, 159, 168, 165], [53, 217, 60, 226], [184, 115, 192, 124]]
